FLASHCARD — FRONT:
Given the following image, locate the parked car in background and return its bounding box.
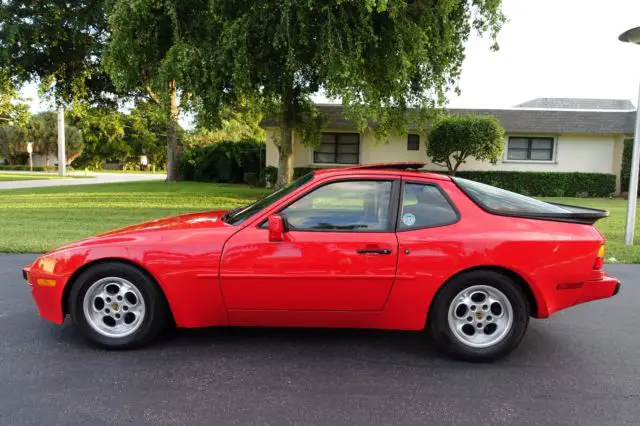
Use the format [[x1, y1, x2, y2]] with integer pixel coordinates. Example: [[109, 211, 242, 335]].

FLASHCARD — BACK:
[[23, 163, 620, 361]]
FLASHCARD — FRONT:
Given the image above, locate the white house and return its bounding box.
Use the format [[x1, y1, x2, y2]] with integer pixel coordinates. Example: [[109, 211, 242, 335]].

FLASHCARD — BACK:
[[262, 98, 637, 194]]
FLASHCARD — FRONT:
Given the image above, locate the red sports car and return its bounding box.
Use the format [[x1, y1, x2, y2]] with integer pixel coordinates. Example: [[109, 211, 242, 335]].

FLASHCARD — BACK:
[[23, 162, 620, 361]]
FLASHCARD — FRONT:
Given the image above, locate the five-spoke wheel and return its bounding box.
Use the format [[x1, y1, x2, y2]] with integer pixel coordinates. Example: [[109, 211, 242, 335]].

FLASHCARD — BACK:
[[447, 285, 513, 349], [69, 262, 169, 349], [82, 277, 146, 338], [429, 270, 530, 362]]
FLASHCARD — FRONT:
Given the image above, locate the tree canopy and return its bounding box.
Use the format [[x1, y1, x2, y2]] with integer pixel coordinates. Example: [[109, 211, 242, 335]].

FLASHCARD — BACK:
[[0, 0, 116, 106], [187, 0, 505, 185], [28, 112, 84, 165], [104, 0, 222, 180], [426, 114, 505, 175]]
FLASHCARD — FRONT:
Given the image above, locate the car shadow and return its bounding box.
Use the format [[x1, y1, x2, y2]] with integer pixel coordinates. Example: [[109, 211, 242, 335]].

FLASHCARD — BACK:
[[51, 318, 573, 367]]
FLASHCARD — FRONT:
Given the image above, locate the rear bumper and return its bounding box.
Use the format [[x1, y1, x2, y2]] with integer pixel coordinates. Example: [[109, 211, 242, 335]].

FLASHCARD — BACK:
[[546, 274, 620, 316]]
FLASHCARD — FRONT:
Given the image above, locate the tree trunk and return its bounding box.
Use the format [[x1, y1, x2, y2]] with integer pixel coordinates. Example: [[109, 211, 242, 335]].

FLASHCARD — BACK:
[[276, 124, 293, 187], [166, 79, 180, 182], [276, 85, 295, 187]]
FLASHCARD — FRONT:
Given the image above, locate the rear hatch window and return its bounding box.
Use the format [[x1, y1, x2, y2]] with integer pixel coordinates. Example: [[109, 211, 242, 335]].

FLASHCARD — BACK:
[[453, 177, 608, 224]]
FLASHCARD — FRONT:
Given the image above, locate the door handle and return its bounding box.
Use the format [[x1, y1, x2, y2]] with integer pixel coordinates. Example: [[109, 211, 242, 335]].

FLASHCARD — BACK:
[[357, 248, 392, 255]]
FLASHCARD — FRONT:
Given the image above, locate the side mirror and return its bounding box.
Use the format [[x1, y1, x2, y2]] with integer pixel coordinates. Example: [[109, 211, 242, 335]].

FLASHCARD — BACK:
[[268, 214, 289, 242]]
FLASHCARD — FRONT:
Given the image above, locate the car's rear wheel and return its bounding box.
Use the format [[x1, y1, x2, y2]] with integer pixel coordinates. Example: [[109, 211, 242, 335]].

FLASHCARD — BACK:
[[428, 270, 530, 362], [69, 262, 169, 349]]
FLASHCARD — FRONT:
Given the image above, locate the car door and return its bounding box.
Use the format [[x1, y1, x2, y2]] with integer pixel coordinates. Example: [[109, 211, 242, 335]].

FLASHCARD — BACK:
[[219, 178, 400, 311]]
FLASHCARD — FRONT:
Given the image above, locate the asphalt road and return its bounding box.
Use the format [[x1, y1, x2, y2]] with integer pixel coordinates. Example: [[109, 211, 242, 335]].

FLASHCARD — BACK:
[[1, 254, 638, 425]]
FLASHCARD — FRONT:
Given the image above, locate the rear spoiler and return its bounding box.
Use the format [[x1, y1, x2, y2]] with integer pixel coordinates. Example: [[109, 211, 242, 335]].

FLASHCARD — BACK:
[[480, 203, 609, 225], [540, 203, 610, 225]]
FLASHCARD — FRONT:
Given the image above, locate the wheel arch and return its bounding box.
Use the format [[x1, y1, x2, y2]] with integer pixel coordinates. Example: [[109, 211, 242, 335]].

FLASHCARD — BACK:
[[62, 257, 174, 323], [427, 265, 543, 324]]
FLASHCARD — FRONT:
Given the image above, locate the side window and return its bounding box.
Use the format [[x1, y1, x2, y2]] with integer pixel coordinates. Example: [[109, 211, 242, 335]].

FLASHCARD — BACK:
[[399, 183, 458, 230], [281, 180, 393, 231]]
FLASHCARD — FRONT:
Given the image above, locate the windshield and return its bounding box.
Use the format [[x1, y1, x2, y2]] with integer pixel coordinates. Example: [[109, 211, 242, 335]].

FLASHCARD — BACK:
[[224, 172, 315, 225], [454, 177, 569, 214]]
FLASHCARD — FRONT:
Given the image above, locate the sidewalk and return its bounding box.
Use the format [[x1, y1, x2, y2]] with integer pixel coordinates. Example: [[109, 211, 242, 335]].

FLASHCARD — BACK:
[[0, 172, 166, 190]]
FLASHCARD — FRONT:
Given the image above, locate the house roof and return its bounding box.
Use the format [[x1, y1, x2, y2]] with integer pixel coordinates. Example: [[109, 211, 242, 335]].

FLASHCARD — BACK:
[[514, 97, 635, 111], [261, 102, 637, 135]]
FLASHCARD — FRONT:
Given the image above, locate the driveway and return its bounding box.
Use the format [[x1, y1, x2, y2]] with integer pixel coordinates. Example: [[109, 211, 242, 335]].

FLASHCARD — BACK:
[[0, 255, 638, 425], [0, 172, 166, 190]]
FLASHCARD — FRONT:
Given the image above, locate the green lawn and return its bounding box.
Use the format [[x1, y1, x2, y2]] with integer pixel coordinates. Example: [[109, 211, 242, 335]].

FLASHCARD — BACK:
[[0, 173, 92, 181], [0, 181, 270, 253], [0, 183, 638, 263], [0, 173, 62, 182], [545, 197, 639, 264]]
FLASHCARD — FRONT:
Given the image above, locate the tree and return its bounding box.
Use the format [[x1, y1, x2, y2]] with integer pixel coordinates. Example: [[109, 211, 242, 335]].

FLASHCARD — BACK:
[[104, 0, 214, 181], [0, 74, 29, 127], [28, 112, 84, 165], [0, 0, 116, 106], [191, 1, 505, 185], [68, 106, 128, 169], [426, 114, 505, 175], [0, 125, 28, 164]]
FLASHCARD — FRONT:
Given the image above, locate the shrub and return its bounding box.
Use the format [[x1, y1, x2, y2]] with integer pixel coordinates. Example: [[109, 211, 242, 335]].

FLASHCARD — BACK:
[[179, 140, 266, 184], [621, 138, 635, 193], [261, 166, 278, 187], [243, 172, 258, 186], [293, 167, 315, 179], [0, 165, 45, 171], [448, 170, 616, 197]]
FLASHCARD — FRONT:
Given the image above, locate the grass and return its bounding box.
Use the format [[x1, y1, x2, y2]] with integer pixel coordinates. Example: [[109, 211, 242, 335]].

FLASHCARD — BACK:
[[0, 181, 270, 253], [544, 197, 639, 264], [0, 183, 638, 263], [0, 173, 92, 181]]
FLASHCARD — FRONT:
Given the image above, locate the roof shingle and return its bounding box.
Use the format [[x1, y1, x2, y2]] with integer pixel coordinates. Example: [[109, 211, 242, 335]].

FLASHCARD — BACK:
[[514, 97, 635, 111], [260, 104, 636, 135]]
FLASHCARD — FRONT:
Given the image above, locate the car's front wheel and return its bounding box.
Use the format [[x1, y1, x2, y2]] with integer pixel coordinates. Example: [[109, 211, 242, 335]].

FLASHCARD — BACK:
[[69, 262, 169, 349], [428, 270, 530, 362]]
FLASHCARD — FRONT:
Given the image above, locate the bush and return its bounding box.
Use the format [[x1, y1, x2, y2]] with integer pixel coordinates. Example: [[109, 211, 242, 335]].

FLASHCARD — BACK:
[[243, 172, 258, 186], [261, 166, 278, 187], [179, 139, 266, 184], [621, 138, 635, 193], [0, 165, 45, 171], [448, 170, 616, 197], [293, 167, 316, 179]]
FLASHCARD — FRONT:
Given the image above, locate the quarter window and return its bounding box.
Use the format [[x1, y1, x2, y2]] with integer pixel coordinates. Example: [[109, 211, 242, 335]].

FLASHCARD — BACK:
[[507, 137, 554, 161], [407, 134, 420, 151], [399, 183, 458, 230], [281, 180, 392, 231], [313, 133, 360, 165]]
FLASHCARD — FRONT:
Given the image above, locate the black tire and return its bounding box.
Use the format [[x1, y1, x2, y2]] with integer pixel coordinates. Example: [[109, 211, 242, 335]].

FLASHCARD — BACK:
[[68, 261, 170, 349], [428, 270, 530, 362]]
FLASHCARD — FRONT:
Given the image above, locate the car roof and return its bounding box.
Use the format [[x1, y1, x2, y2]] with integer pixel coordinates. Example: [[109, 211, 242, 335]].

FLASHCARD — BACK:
[[312, 162, 452, 181]]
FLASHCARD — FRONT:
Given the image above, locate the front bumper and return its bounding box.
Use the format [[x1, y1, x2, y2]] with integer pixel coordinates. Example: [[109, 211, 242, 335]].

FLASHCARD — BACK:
[[23, 265, 66, 325]]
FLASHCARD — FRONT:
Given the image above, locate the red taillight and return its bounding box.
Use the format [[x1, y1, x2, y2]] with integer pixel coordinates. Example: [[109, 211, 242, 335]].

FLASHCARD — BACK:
[[594, 245, 605, 270]]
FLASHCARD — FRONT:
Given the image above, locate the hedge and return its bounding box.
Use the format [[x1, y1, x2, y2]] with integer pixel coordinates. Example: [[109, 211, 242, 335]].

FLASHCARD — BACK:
[[448, 171, 616, 197], [0, 165, 66, 172], [179, 140, 266, 184], [269, 166, 616, 197]]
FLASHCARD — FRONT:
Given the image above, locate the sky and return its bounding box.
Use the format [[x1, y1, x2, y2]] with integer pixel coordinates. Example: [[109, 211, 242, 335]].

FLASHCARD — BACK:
[[21, 0, 640, 118]]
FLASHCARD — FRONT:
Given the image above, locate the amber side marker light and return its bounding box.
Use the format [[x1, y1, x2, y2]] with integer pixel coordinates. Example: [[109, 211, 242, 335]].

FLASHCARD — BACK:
[[594, 245, 606, 270], [36, 278, 57, 287]]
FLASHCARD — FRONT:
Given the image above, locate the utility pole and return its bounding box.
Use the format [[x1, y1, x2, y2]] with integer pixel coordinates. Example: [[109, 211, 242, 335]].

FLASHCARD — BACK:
[[619, 26, 640, 245], [57, 106, 66, 176]]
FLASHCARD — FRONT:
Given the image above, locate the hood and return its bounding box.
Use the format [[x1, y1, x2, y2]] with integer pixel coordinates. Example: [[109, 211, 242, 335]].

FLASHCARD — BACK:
[[50, 210, 233, 253], [95, 210, 231, 237]]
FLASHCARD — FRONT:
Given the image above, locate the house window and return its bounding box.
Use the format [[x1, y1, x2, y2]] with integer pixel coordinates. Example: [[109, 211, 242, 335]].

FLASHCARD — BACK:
[[407, 134, 420, 151], [507, 137, 554, 161], [313, 133, 360, 164]]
